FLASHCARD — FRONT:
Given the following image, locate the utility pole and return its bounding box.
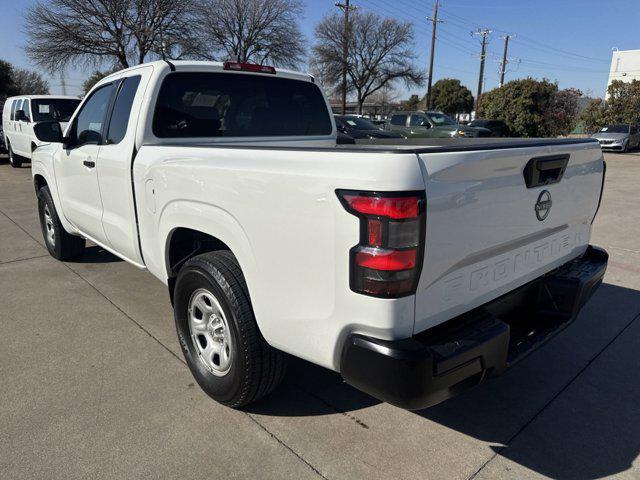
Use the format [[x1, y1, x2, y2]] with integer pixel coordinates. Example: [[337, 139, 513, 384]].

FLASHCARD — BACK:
[[60, 72, 67, 96], [425, 0, 443, 110], [473, 28, 492, 113], [336, 0, 356, 114], [499, 34, 512, 87]]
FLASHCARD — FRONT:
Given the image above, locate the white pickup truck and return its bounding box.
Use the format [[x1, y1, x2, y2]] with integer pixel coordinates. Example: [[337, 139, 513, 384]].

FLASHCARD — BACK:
[[31, 60, 607, 410]]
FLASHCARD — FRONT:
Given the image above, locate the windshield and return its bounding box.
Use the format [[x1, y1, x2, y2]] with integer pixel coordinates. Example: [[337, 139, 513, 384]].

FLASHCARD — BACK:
[[32, 99, 80, 122], [428, 112, 457, 126], [600, 125, 630, 133], [339, 116, 379, 130]]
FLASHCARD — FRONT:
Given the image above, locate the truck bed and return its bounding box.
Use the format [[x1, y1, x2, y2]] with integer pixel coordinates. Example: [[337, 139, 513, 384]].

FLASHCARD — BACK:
[[134, 136, 604, 368], [155, 137, 597, 153]]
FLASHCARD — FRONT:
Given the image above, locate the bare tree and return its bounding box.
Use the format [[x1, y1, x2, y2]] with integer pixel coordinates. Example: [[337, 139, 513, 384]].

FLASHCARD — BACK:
[[312, 12, 424, 115], [192, 0, 305, 68], [24, 0, 197, 72], [13, 69, 50, 95]]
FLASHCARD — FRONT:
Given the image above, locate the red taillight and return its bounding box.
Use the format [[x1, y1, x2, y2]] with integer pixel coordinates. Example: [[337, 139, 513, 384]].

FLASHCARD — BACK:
[[223, 62, 277, 74], [337, 190, 426, 298], [341, 194, 419, 219], [355, 248, 416, 271]]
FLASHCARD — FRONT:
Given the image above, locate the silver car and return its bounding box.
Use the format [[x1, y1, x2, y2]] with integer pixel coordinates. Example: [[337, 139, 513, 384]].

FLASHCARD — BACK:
[[591, 124, 640, 152]]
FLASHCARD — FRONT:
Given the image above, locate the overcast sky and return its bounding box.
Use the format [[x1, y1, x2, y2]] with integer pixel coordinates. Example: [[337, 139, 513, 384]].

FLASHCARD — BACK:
[[1, 0, 638, 98]]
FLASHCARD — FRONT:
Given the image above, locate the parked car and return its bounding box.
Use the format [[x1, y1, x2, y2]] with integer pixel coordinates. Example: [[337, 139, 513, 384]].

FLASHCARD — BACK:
[[335, 115, 405, 140], [2, 95, 80, 167], [386, 110, 491, 138], [468, 119, 510, 137], [31, 60, 607, 410], [591, 124, 640, 152]]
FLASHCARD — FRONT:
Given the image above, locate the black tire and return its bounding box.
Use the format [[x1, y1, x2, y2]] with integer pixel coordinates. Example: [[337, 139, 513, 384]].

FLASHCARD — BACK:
[[37, 186, 85, 260], [8, 142, 22, 168], [174, 251, 286, 408]]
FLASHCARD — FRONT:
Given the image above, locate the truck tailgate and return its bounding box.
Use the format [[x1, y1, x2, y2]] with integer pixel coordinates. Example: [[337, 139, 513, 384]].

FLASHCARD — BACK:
[[414, 142, 604, 334]]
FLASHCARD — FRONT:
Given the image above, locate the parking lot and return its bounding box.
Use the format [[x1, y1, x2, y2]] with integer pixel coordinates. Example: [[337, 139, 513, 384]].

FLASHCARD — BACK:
[[0, 151, 638, 480]]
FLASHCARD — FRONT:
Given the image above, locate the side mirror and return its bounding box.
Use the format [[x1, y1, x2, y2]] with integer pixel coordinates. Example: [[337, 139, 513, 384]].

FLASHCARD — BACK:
[[33, 121, 63, 144], [337, 125, 348, 133], [15, 110, 28, 122], [421, 121, 431, 128]]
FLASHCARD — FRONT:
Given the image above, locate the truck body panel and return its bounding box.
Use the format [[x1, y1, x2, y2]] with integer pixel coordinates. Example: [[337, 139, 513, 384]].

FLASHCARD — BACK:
[[30, 60, 607, 406], [414, 142, 604, 333]]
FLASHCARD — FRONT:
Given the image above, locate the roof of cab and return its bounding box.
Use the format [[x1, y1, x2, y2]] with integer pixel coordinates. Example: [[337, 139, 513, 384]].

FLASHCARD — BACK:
[[100, 60, 315, 84], [4, 95, 80, 101]]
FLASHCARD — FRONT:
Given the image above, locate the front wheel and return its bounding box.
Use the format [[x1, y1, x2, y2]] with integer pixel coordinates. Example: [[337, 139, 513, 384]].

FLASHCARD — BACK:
[[173, 251, 287, 408], [37, 186, 85, 260], [8, 143, 22, 168]]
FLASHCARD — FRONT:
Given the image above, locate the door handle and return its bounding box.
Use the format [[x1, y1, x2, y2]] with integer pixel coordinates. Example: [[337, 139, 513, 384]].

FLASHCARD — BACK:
[[83, 159, 96, 168], [523, 154, 569, 188]]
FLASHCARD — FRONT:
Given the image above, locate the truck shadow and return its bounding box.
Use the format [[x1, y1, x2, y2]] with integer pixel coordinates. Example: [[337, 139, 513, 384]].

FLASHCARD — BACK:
[[248, 283, 640, 480], [71, 245, 123, 264]]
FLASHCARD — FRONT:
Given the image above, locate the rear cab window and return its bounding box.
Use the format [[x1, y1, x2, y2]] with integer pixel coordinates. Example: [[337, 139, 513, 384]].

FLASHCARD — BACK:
[[153, 72, 332, 138]]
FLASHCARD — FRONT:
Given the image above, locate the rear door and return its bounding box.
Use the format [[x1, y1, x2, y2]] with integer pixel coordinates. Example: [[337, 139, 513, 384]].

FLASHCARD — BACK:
[[97, 66, 153, 264], [413, 142, 604, 333], [55, 83, 117, 243]]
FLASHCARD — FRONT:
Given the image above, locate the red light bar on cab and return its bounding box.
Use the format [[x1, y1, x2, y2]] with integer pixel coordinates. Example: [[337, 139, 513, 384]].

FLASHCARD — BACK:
[[223, 62, 277, 74]]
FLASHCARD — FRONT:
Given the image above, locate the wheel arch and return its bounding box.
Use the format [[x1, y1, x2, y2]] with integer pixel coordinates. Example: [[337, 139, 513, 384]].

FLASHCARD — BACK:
[[33, 173, 48, 193]]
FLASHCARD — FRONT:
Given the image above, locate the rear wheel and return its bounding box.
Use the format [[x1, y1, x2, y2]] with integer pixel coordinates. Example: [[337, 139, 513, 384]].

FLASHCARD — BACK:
[[174, 251, 286, 407], [37, 186, 85, 260], [8, 143, 22, 168]]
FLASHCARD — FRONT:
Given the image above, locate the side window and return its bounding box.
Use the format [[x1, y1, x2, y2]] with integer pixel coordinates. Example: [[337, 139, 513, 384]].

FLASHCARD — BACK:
[[10, 100, 18, 120], [410, 115, 428, 127], [73, 84, 115, 146], [106, 76, 142, 145], [390, 114, 407, 126], [13, 100, 23, 120], [22, 100, 31, 122]]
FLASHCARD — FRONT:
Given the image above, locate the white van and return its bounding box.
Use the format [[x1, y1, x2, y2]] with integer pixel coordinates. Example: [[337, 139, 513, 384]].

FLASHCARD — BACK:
[[2, 95, 80, 167]]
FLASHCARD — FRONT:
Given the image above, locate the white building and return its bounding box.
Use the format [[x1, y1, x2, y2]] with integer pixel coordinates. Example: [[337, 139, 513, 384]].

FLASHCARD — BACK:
[[607, 49, 640, 96]]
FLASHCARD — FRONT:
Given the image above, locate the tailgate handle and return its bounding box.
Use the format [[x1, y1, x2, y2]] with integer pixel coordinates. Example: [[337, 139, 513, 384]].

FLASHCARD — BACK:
[[523, 154, 569, 188]]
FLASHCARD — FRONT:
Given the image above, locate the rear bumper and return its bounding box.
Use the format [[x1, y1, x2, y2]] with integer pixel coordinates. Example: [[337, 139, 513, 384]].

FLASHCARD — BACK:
[[340, 245, 608, 410]]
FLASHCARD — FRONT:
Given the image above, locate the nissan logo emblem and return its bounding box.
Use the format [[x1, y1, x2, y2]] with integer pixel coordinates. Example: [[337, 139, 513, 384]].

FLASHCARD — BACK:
[[535, 190, 552, 221]]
